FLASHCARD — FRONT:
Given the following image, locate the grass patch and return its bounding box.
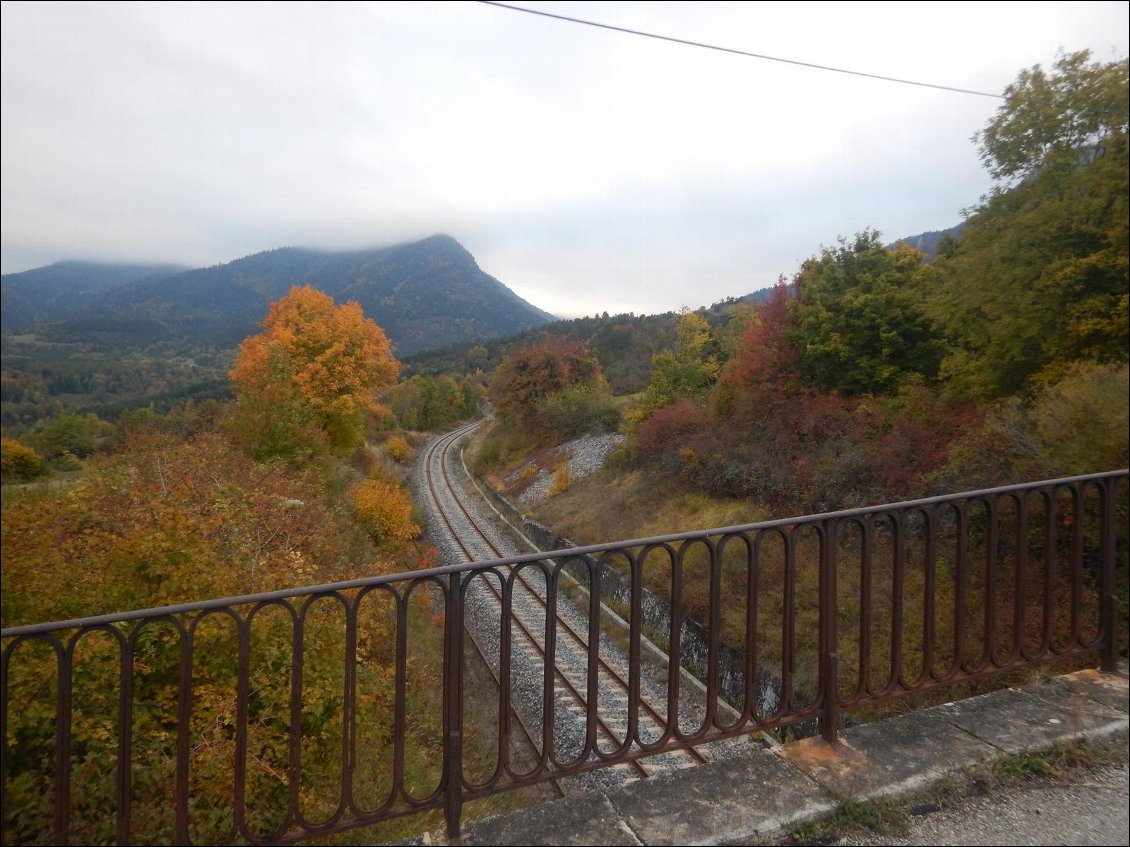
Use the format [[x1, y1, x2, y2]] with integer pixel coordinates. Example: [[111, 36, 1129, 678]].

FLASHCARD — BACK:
[[530, 464, 767, 546], [786, 797, 908, 844], [468, 424, 530, 476], [981, 734, 1125, 787]]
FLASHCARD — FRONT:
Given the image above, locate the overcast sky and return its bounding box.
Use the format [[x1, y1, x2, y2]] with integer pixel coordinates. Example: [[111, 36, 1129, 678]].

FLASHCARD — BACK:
[[2, 2, 1127, 318]]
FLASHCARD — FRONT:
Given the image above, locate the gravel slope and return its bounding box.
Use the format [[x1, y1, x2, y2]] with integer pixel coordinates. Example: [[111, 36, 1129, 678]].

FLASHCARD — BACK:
[[515, 433, 626, 505]]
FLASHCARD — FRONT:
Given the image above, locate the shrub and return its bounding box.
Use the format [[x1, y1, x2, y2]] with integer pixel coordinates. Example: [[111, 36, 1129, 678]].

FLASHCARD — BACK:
[[385, 435, 411, 463], [349, 477, 420, 550], [542, 381, 620, 439], [549, 457, 573, 495], [1, 438, 45, 483], [933, 362, 1129, 490], [26, 413, 104, 459], [634, 399, 710, 460], [1032, 362, 1128, 475]]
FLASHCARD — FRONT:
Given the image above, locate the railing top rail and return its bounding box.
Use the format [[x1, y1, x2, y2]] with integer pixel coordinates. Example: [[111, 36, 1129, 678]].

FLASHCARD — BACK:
[[4, 468, 1126, 639]]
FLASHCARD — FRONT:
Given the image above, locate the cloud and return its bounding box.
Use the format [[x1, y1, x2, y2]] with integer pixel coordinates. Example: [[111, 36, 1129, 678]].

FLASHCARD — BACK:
[[3, 1, 1127, 316]]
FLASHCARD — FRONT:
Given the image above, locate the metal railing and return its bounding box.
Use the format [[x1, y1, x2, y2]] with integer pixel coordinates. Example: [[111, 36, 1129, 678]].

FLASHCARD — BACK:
[[2, 470, 1127, 844]]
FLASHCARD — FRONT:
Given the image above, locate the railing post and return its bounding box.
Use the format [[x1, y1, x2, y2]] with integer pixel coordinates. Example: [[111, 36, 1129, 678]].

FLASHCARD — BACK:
[[443, 572, 465, 841], [1100, 479, 1118, 674], [819, 518, 839, 743]]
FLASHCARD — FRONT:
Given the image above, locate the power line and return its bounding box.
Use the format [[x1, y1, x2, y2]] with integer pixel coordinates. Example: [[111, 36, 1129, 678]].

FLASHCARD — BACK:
[[475, 1, 1005, 100]]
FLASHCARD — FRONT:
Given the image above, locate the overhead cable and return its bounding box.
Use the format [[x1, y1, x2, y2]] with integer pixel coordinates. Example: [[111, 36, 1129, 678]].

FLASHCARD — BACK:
[[476, 1, 1006, 100]]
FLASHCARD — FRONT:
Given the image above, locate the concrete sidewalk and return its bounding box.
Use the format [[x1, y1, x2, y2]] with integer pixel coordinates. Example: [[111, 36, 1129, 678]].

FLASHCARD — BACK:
[[419, 668, 1128, 846]]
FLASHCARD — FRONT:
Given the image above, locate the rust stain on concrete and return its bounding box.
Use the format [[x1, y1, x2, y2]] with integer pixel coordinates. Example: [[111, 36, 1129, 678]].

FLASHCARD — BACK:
[[775, 736, 871, 783]]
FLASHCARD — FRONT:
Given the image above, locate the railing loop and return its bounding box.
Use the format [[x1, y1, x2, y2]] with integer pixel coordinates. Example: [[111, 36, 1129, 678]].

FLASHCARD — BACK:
[[819, 517, 840, 743], [443, 571, 465, 840], [1101, 476, 1120, 674]]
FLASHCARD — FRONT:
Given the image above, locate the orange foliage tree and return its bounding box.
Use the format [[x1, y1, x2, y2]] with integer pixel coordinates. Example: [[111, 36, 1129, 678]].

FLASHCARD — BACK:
[[230, 286, 399, 458]]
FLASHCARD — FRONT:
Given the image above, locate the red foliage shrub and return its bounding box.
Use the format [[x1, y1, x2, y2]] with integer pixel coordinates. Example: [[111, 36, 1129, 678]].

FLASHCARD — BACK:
[[635, 398, 710, 458]]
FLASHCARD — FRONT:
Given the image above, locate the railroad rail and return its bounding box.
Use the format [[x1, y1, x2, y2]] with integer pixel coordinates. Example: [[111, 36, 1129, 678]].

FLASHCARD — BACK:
[[419, 423, 712, 791]]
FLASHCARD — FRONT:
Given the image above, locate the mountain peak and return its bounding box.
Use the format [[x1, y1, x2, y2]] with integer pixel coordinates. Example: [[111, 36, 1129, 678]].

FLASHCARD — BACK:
[[1, 236, 554, 355]]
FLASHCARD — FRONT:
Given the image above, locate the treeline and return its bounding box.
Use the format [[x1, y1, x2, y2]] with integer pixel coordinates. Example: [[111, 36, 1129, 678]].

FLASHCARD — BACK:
[[382, 373, 482, 433], [476, 51, 1129, 514], [402, 295, 758, 396], [0, 336, 232, 430]]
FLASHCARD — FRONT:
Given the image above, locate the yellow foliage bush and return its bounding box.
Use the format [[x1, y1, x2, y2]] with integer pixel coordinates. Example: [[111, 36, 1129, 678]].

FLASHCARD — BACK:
[[1, 438, 44, 483], [385, 435, 411, 464], [349, 477, 420, 549], [549, 458, 572, 496]]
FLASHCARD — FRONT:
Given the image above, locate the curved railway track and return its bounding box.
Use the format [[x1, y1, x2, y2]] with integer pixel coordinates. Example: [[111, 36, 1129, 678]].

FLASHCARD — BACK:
[[418, 422, 715, 792]]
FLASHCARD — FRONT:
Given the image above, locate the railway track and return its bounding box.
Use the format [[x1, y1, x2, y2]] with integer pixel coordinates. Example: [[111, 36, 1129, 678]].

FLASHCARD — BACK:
[[417, 422, 720, 793]]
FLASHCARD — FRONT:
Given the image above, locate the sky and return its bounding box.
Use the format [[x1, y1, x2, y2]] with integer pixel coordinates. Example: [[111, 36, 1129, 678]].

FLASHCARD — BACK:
[[2, 2, 1127, 319]]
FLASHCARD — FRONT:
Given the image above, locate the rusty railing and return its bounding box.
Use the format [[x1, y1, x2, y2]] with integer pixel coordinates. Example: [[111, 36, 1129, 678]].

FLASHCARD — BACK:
[[2, 470, 1127, 844]]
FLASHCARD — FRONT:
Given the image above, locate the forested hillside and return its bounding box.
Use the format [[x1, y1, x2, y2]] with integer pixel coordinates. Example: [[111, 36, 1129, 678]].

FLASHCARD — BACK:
[[473, 51, 1129, 519], [0, 261, 188, 328], [402, 294, 758, 396]]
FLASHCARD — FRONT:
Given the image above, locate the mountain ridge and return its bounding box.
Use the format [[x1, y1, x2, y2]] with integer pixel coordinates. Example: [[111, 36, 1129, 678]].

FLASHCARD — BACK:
[[887, 223, 964, 261], [1, 261, 189, 329], [1, 236, 556, 355]]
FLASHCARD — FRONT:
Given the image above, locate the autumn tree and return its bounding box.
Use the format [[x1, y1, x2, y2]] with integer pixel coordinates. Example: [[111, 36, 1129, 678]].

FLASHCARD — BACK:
[[929, 51, 1129, 397], [229, 286, 399, 458], [787, 230, 944, 396], [715, 281, 799, 422]]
